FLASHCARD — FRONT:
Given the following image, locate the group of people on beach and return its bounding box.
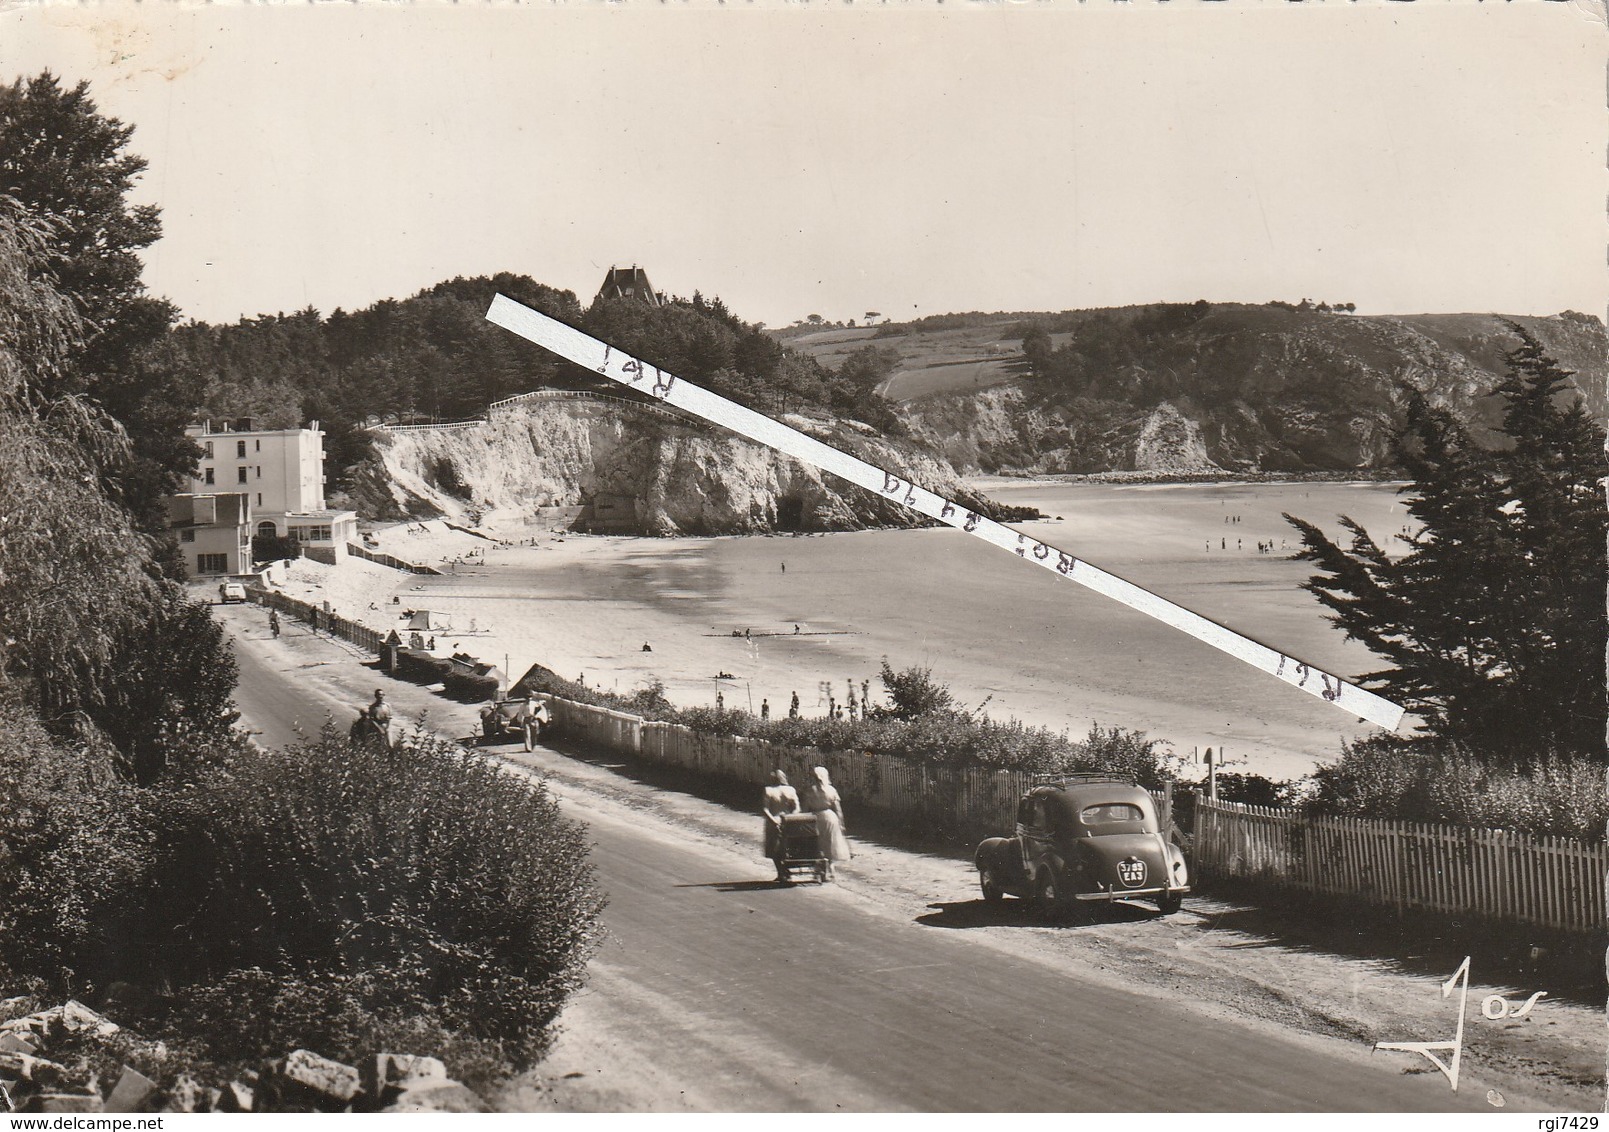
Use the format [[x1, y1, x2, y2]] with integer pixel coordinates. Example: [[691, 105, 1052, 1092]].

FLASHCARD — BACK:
[[762, 767, 852, 883]]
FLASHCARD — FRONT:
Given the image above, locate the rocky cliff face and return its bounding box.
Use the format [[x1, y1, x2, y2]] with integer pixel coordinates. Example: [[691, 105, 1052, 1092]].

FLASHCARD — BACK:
[[898, 311, 1606, 475], [348, 398, 1002, 534]]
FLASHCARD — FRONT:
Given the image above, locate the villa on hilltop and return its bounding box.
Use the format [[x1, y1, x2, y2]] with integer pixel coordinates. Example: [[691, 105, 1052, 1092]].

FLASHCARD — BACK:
[[596, 264, 663, 307]]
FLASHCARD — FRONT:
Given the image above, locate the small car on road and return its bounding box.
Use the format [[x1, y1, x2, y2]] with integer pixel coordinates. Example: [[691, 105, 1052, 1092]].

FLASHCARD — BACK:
[[217, 581, 248, 604], [974, 774, 1189, 918], [479, 694, 551, 750]]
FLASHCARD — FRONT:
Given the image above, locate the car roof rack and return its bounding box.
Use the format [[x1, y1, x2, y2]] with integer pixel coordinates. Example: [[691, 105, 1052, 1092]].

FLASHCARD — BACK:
[[1031, 772, 1135, 788]]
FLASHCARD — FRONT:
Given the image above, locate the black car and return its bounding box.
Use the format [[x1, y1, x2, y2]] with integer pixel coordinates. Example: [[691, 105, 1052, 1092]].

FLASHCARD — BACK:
[[975, 775, 1189, 918]]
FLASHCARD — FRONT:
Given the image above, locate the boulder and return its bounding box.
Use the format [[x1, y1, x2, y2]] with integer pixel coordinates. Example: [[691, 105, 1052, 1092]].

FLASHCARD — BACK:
[[0, 1032, 39, 1056], [105, 1066, 159, 1113], [61, 1001, 120, 1038], [24, 1093, 103, 1113], [361, 1053, 448, 1100], [0, 1051, 64, 1085], [1, 1007, 62, 1042], [219, 1079, 256, 1113], [380, 1080, 488, 1113], [277, 1049, 361, 1108], [163, 1073, 209, 1113]]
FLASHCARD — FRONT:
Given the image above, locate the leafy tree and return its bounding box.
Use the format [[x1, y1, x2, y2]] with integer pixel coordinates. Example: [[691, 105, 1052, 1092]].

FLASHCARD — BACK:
[[0, 73, 195, 530], [0, 197, 235, 779], [1286, 329, 1608, 762], [874, 658, 958, 720]]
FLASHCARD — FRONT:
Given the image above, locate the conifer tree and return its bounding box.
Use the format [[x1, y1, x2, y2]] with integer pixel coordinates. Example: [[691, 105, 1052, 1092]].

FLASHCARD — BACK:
[[1286, 330, 1607, 763]]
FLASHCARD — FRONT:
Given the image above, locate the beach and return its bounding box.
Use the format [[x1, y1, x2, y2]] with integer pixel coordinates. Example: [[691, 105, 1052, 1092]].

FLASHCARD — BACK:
[[278, 480, 1414, 781]]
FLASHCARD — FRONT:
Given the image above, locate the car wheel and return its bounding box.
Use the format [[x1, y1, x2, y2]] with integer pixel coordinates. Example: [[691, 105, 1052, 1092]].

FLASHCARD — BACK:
[[980, 866, 1004, 904], [1156, 890, 1184, 916]]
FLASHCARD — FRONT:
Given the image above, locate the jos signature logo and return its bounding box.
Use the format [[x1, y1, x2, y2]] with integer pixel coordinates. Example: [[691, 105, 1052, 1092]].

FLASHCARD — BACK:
[[1374, 956, 1547, 1097]]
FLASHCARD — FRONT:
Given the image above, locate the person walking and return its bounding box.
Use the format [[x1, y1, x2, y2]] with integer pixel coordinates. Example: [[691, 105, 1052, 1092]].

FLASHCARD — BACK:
[[762, 771, 801, 883], [789, 691, 800, 719], [760, 698, 770, 721], [716, 689, 725, 713], [801, 766, 852, 881], [367, 689, 393, 749], [268, 609, 280, 638]]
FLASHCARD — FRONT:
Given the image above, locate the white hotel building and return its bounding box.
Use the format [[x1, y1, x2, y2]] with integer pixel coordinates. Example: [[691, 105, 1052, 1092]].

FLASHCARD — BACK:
[[173, 419, 358, 574]]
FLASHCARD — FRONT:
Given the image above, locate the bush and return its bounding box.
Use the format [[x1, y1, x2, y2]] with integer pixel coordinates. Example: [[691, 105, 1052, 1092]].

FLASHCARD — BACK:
[[442, 664, 499, 702], [395, 648, 451, 684], [0, 705, 604, 1081], [1302, 735, 1606, 839]]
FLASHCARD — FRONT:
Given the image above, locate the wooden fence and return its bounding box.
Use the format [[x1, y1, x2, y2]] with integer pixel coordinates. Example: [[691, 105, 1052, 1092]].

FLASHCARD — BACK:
[[247, 588, 386, 655], [345, 543, 443, 575], [1193, 797, 1604, 935], [542, 698, 1159, 847]]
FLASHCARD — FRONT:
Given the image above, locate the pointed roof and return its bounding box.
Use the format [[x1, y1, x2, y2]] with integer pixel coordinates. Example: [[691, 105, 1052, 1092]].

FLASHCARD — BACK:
[[596, 265, 664, 307]]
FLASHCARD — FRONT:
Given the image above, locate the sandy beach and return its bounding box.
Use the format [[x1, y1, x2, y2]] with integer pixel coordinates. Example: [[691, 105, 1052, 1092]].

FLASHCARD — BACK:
[[271, 480, 1414, 781]]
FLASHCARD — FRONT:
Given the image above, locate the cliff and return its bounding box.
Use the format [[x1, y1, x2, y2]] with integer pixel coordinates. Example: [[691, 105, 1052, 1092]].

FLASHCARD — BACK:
[[892, 309, 1607, 475], [346, 395, 1008, 534]]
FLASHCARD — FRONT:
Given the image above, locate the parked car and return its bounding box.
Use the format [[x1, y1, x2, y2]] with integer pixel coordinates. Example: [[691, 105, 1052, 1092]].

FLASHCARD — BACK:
[[974, 774, 1188, 918], [479, 694, 551, 750], [217, 581, 248, 604]]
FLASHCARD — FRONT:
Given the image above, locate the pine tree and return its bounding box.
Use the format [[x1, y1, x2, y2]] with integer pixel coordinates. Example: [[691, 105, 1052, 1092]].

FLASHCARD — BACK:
[[1286, 330, 1607, 763]]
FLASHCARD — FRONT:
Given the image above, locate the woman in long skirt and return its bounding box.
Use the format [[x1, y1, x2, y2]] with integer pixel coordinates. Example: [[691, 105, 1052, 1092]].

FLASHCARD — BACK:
[[803, 766, 852, 880]]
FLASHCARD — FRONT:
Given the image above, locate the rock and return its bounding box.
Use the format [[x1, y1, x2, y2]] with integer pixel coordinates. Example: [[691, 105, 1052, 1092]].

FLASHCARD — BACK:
[[380, 1080, 488, 1113], [24, 1093, 103, 1113], [105, 1066, 158, 1113], [1, 1008, 62, 1041], [0, 1032, 38, 1055], [220, 1079, 255, 1113], [277, 1049, 361, 1108], [0, 998, 31, 1019], [60, 1000, 119, 1038], [0, 1052, 65, 1085], [361, 1053, 448, 1099], [163, 1073, 209, 1113]]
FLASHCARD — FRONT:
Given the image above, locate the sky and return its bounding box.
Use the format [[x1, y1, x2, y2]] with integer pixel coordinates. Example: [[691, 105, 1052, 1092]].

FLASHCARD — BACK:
[[1, 2, 1603, 329]]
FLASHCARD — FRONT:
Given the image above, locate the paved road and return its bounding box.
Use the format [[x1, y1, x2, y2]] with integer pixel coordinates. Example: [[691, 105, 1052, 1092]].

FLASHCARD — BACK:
[[223, 612, 1481, 1112]]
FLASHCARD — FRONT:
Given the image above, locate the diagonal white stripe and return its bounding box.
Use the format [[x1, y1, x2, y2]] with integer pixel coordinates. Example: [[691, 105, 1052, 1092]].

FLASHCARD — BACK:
[[486, 294, 1405, 732]]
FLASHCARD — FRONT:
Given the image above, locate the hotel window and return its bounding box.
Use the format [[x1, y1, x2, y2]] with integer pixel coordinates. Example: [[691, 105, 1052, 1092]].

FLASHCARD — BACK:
[[237, 466, 248, 484], [255, 466, 261, 478], [257, 493, 262, 506], [180, 529, 196, 543], [236, 440, 247, 458], [255, 439, 261, 452], [204, 467, 215, 485], [204, 442, 214, 458], [197, 553, 228, 574]]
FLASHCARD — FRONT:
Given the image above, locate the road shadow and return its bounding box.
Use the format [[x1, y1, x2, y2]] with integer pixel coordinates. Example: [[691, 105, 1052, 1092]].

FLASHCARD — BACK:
[[673, 879, 808, 893], [1184, 890, 1604, 1006], [917, 898, 1159, 930]]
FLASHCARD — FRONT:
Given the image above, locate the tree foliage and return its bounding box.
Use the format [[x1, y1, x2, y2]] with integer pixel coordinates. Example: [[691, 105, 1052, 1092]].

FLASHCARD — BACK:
[[0, 196, 235, 780], [0, 73, 194, 529], [1286, 329, 1608, 762]]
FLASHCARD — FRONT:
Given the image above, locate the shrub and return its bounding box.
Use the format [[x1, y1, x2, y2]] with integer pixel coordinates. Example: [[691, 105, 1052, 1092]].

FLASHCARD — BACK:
[[395, 648, 451, 684], [442, 664, 499, 702], [0, 706, 604, 1081], [1302, 735, 1606, 839]]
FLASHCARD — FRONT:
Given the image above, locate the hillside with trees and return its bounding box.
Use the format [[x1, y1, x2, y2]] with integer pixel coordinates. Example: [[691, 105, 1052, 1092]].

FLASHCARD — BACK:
[[157, 279, 904, 498], [811, 302, 1608, 475]]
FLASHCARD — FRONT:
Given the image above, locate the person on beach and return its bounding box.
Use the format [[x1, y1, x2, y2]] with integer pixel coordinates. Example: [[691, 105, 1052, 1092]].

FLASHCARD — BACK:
[[716, 690, 725, 713], [762, 771, 800, 882], [801, 766, 852, 880], [781, 562, 786, 574], [789, 691, 800, 719], [761, 699, 770, 720], [642, 641, 653, 652], [794, 624, 801, 634]]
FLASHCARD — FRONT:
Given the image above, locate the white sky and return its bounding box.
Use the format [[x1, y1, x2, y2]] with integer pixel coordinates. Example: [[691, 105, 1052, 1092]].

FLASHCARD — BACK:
[[1, 2, 1603, 327]]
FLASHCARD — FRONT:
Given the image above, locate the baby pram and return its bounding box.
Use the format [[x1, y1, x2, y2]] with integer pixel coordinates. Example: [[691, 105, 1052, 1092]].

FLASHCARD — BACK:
[[776, 813, 829, 884]]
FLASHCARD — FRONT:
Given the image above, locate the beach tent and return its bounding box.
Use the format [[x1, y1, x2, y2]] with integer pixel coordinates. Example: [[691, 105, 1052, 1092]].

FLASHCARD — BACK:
[[407, 609, 451, 631]]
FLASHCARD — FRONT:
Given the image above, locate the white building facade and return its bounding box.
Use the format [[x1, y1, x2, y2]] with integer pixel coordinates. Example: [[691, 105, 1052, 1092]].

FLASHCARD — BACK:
[[179, 419, 358, 568]]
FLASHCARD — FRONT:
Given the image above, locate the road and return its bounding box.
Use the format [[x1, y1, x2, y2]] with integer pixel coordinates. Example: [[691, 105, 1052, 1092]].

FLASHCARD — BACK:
[[221, 607, 1489, 1112]]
